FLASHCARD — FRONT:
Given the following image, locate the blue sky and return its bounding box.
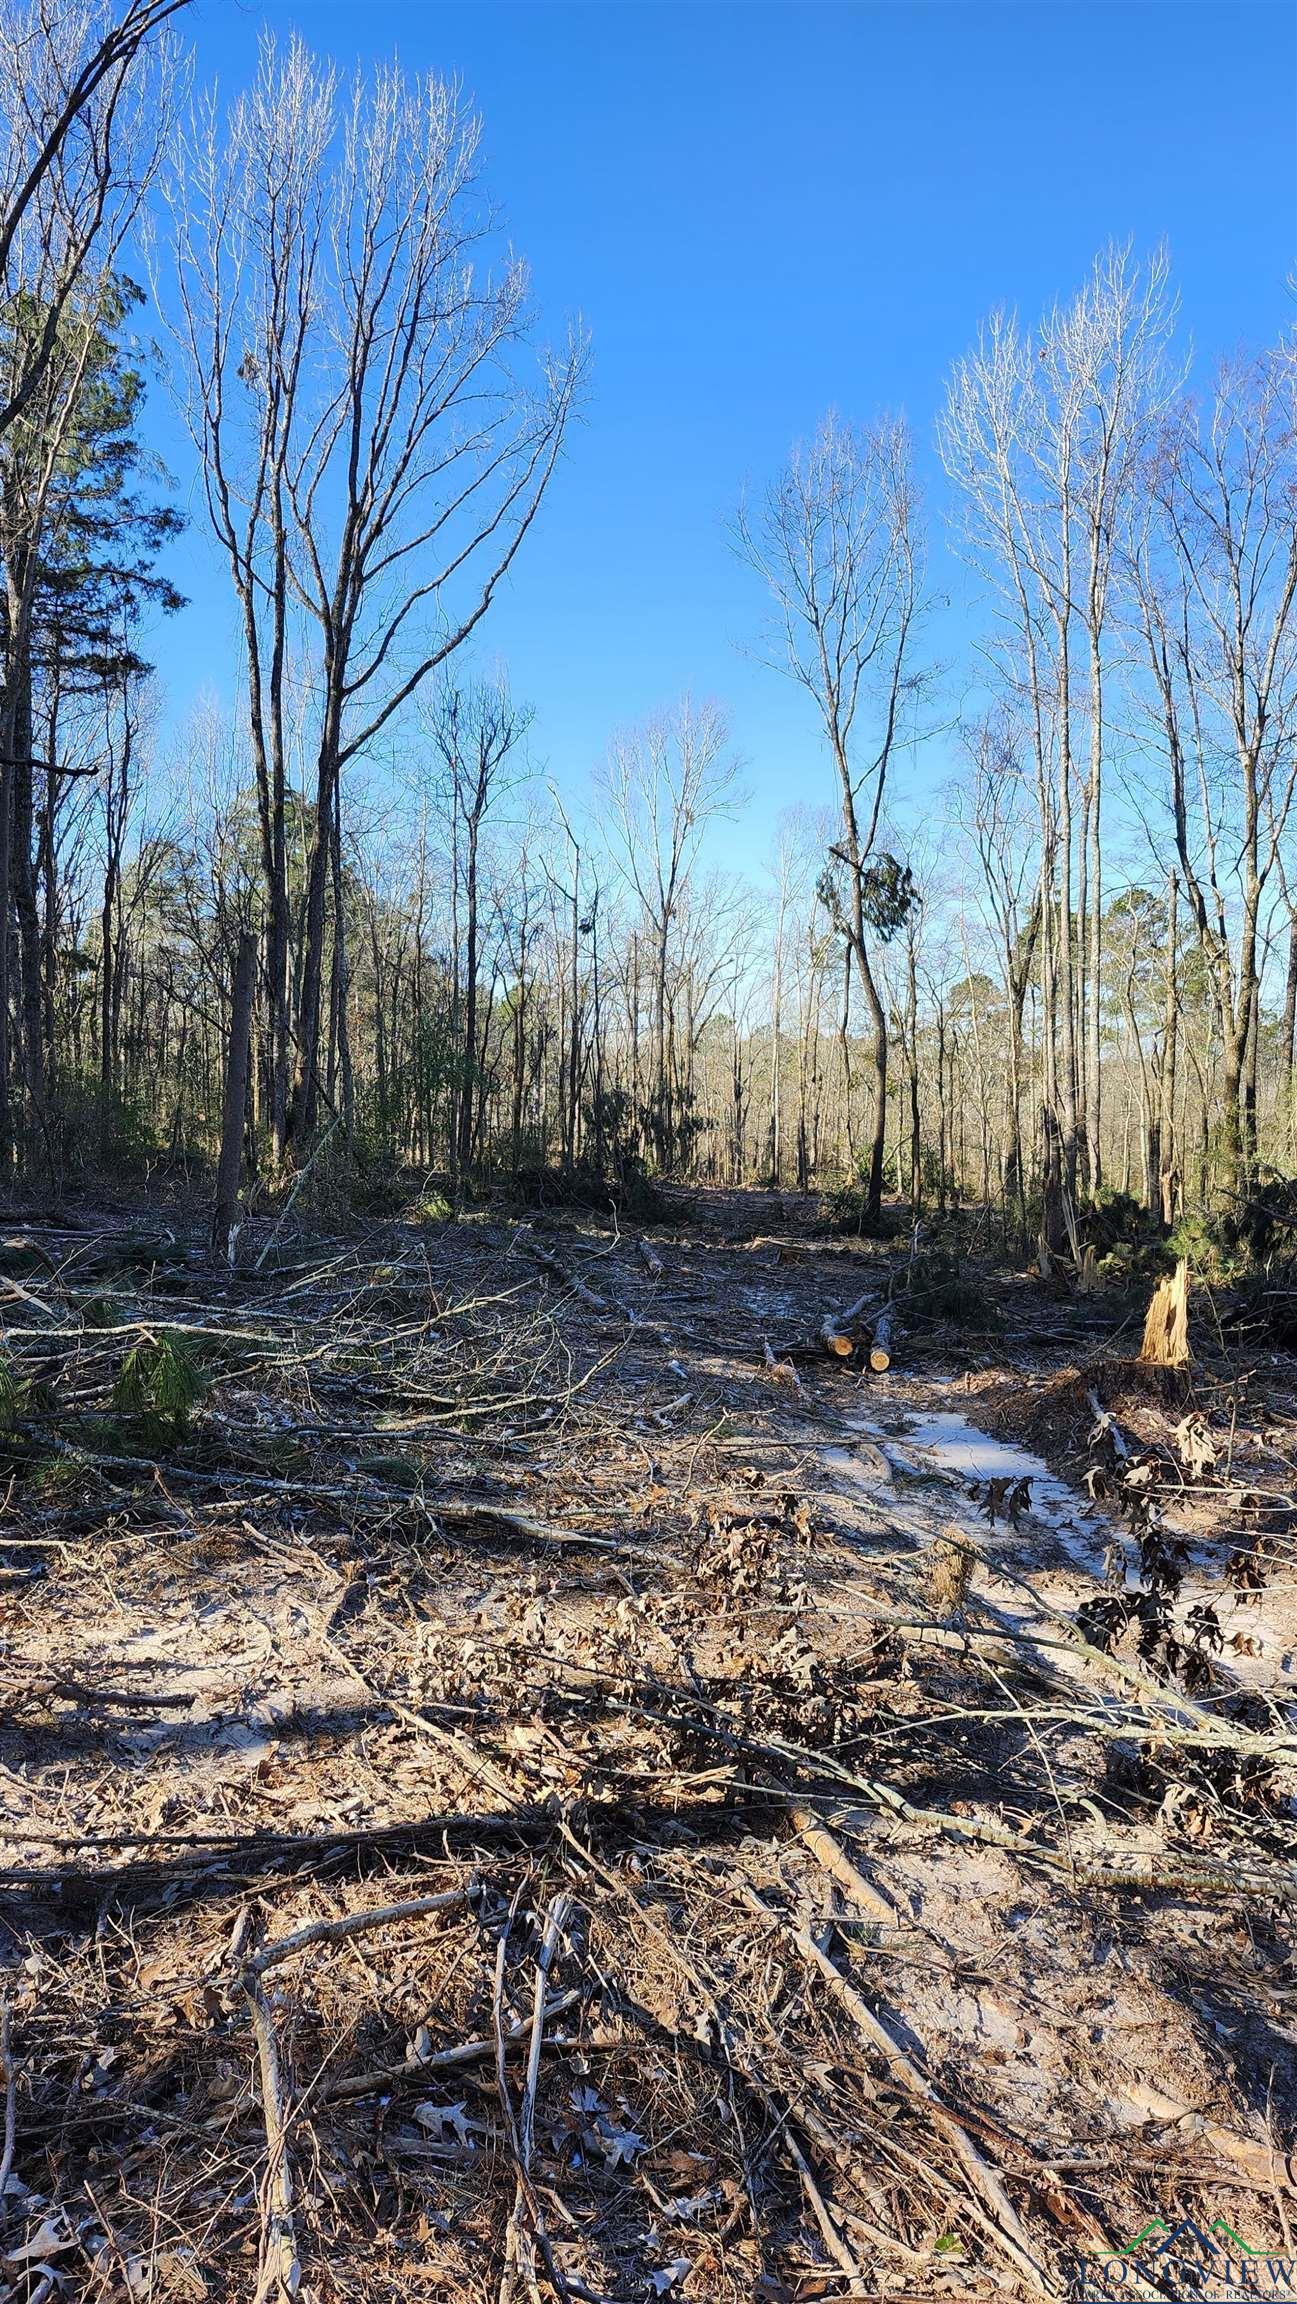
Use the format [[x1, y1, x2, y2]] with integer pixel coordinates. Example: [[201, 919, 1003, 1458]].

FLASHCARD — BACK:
[[147, 0, 1297, 874]]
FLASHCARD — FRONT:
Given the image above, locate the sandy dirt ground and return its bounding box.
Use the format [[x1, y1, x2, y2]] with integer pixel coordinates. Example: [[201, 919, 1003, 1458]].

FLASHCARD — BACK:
[[0, 1186, 1292, 2302]]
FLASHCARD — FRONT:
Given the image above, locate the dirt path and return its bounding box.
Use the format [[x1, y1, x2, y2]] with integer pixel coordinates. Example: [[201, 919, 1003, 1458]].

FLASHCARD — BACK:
[[0, 1189, 1292, 2301]]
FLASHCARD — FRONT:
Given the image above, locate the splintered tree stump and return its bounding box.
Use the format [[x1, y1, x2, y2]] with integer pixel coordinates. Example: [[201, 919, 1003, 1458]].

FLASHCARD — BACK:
[[1139, 1257, 1190, 1368]]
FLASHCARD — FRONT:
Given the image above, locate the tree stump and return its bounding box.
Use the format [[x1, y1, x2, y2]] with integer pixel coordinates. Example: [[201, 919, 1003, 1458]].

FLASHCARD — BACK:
[[1139, 1257, 1190, 1368]]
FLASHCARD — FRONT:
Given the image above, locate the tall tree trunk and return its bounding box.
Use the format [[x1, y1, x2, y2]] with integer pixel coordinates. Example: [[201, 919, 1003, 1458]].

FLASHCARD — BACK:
[[289, 688, 343, 1151], [1158, 872, 1179, 1226], [330, 777, 353, 1139], [1282, 898, 1297, 1164], [1086, 625, 1104, 1193], [212, 930, 256, 1263], [457, 809, 479, 1175], [7, 628, 43, 1152]]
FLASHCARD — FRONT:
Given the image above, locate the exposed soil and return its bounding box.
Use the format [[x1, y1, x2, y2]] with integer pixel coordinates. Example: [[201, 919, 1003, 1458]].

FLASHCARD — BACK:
[[0, 1186, 1293, 2302]]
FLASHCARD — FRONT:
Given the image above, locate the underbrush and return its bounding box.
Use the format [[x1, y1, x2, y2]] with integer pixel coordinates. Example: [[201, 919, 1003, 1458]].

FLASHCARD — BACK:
[[505, 1158, 666, 1219], [898, 1243, 1001, 1330], [1068, 1187, 1169, 1287], [44, 1070, 213, 1185], [823, 1179, 908, 1237]]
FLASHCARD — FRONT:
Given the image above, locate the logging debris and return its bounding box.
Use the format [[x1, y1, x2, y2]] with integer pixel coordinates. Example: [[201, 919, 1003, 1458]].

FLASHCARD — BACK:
[[0, 1184, 1291, 2300]]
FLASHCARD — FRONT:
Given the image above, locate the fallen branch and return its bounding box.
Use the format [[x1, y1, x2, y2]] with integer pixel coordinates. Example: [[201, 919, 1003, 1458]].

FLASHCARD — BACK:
[[746, 1886, 1052, 2296], [243, 1887, 468, 1978], [494, 1893, 574, 2304], [253, 1117, 342, 1272], [0, 1791, 778, 1903], [1120, 2079, 1296, 2193], [819, 1288, 878, 1359], [531, 1244, 605, 1312], [0, 1998, 15, 2212], [244, 1973, 300, 2302]]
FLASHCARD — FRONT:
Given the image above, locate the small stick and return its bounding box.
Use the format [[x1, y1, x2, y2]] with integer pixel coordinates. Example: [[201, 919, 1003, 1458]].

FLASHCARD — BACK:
[[243, 1887, 467, 1978], [522, 1893, 571, 2167], [317, 1990, 583, 2106], [494, 1896, 574, 2304], [244, 1973, 301, 2302], [784, 2123, 866, 2284], [791, 1808, 898, 1928], [0, 1998, 16, 2209]]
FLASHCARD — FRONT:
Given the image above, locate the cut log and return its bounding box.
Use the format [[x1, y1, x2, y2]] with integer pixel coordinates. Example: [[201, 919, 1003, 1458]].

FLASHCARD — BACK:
[[531, 1244, 606, 1311], [1139, 1257, 1189, 1368], [869, 1309, 894, 1373], [818, 1287, 877, 1359], [637, 1236, 663, 1279]]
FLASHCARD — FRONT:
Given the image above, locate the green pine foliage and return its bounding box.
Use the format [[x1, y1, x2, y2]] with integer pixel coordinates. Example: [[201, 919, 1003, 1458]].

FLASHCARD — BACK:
[[113, 1335, 206, 1445]]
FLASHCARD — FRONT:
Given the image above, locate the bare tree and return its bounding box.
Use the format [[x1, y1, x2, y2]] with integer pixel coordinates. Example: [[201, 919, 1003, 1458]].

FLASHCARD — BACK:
[[1134, 345, 1297, 1194], [941, 244, 1175, 1219], [0, 0, 187, 441], [599, 698, 740, 1171], [962, 711, 1041, 1222], [738, 414, 922, 1227], [429, 675, 533, 1177], [166, 34, 586, 1153], [164, 36, 333, 1162]]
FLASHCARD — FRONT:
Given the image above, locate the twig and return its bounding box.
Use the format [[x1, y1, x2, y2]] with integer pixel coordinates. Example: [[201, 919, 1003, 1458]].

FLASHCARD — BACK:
[[784, 2123, 866, 2284], [316, 1990, 583, 2107], [500, 1891, 573, 2303]]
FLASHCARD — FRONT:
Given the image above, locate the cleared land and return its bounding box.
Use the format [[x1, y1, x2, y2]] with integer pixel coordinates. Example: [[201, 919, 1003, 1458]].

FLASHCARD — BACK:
[[0, 1188, 1292, 2301]]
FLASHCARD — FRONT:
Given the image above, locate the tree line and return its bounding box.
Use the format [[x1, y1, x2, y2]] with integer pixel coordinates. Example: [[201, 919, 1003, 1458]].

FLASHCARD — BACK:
[[2, 1, 1295, 1240]]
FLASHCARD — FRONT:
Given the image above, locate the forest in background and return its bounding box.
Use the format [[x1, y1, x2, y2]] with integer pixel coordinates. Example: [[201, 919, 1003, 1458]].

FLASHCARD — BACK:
[[3, 0, 1297, 1258]]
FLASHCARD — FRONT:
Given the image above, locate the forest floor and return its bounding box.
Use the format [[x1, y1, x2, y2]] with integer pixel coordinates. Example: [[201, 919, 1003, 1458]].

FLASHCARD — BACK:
[[0, 1183, 1293, 2303]]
